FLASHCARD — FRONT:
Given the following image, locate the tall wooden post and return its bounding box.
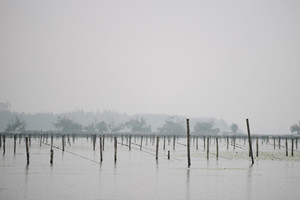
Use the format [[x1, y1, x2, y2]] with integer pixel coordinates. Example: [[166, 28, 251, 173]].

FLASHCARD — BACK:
[[256, 137, 259, 157], [196, 136, 199, 150], [129, 135, 131, 151], [186, 119, 191, 167], [216, 137, 219, 159], [93, 135, 96, 151], [273, 137, 275, 149], [25, 137, 29, 165], [62, 135, 65, 151], [207, 137, 209, 159], [279, 137, 281, 149], [114, 137, 117, 162], [50, 136, 53, 164], [163, 136, 166, 150], [291, 138, 294, 157], [246, 119, 254, 165], [2, 135, 5, 155], [168, 150, 170, 160], [14, 135, 17, 154], [100, 136, 103, 163], [286, 138, 288, 156], [156, 136, 159, 160], [0, 134, 2, 148]]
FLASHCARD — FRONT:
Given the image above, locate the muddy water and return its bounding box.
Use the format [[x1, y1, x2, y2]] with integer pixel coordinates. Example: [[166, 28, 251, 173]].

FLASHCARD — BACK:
[[1, 137, 300, 200]]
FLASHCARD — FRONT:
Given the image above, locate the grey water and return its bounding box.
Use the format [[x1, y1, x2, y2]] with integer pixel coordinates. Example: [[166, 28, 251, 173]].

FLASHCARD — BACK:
[[1, 137, 300, 200]]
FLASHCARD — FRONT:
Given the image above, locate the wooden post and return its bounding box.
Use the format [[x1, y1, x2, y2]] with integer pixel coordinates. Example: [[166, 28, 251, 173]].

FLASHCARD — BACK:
[[100, 136, 103, 163], [29, 134, 31, 147], [14, 135, 17, 154], [291, 138, 294, 157], [207, 137, 209, 159], [168, 150, 170, 160], [40, 135, 42, 147], [227, 136, 229, 150], [196, 136, 199, 150], [246, 119, 254, 165], [129, 135, 131, 151], [62, 135, 65, 151], [186, 119, 191, 167], [0, 134, 1, 148], [285, 138, 288, 156], [163, 136, 166, 150], [26, 137, 29, 165], [296, 138, 298, 149], [204, 136, 206, 150], [93, 135, 96, 151], [233, 137, 236, 150], [216, 137, 219, 159], [140, 136, 143, 150], [173, 135, 176, 150], [2, 135, 5, 155], [50, 136, 53, 164], [279, 137, 281, 149], [114, 137, 117, 162], [256, 137, 259, 157], [156, 136, 159, 160], [273, 137, 275, 149]]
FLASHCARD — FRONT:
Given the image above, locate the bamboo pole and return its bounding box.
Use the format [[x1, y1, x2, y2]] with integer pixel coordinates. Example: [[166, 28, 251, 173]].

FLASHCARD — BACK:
[[50, 136, 53, 164], [156, 136, 159, 160], [26, 137, 29, 165], [246, 119, 254, 165], [286, 138, 288, 156], [100, 136, 103, 163], [256, 137, 259, 157], [2, 135, 5, 155], [207, 137, 209, 159], [114, 137, 117, 162], [186, 119, 191, 167]]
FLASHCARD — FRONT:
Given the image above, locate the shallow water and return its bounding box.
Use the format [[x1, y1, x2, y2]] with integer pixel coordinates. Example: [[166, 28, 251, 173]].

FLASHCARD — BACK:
[[1, 137, 300, 200]]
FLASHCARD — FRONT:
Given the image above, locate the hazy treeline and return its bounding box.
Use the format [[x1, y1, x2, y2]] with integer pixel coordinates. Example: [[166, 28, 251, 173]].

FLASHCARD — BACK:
[[0, 102, 233, 134]]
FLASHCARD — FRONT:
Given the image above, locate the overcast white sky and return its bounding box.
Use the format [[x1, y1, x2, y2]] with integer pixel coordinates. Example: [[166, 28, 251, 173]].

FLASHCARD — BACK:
[[0, 0, 300, 134]]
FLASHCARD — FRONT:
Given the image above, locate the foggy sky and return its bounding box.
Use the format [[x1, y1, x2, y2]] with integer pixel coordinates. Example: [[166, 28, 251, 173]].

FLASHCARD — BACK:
[[1, 0, 300, 134]]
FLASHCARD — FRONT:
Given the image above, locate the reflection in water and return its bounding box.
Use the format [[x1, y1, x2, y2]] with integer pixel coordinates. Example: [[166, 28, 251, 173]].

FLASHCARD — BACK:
[[246, 165, 253, 200]]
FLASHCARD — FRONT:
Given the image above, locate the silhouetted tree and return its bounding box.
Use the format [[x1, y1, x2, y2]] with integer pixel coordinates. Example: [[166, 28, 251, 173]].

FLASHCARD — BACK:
[[290, 122, 300, 134], [96, 121, 109, 133], [53, 117, 82, 133], [5, 116, 26, 132], [194, 121, 220, 134], [125, 117, 151, 132], [158, 120, 185, 135], [231, 123, 238, 133]]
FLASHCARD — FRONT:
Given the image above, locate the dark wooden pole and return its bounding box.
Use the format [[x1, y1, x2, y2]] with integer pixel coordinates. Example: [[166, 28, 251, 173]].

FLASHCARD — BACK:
[[50, 135, 53, 164], [93, 134, 96, 151], [216, 137, 219, 159], [186, 119, 191, 167], [168, 150, 170, 160], [279, 137, 281, 149], [26, 137, 29, 165], [196, 136, 199, 150], [286, 138, 288, 156], [129, 135, 131, 151], [291, 138, 294, 157], [256, 137, 259, 157], [273, 137, 275, 149], [2, 135, 5, 155], [156, 136, 159, 160], [100, 136, 103, 163], [0, 134, 2, 148], [14, 135, 17, 154], [62, 135, 65, 151], [246, 119, 254, 165], [207, 137, 209, 159], [114, 137, 117, 162], [163, 136, 166, 150]]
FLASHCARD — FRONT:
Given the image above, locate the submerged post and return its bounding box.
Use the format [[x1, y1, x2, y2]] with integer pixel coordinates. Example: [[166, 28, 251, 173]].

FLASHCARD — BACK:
[[62, 135, 65, 151], [100, 136, 103, 163], [256, 137, 259, 157], [156, 136, 159, 160], [186, 119, 191, 167], [129, 135, 131, 151], [173, 135, 176, 150], [216, 137, 219, 159], [50, 135, 53, 164], [114, 137, 117, 162], [93, 134, 96, 151], [207, 137, 209, 159], [246, 119, 254, 165], [292, 138, 294, 157], [163, 136, 166, 150], [140, 136, 143, 150], [3, 135, 5, 155], [14, 134, 17, 154], [168, 150, 170, 160], [286, 138, 288, 156], [25, 137, 29, 165]]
